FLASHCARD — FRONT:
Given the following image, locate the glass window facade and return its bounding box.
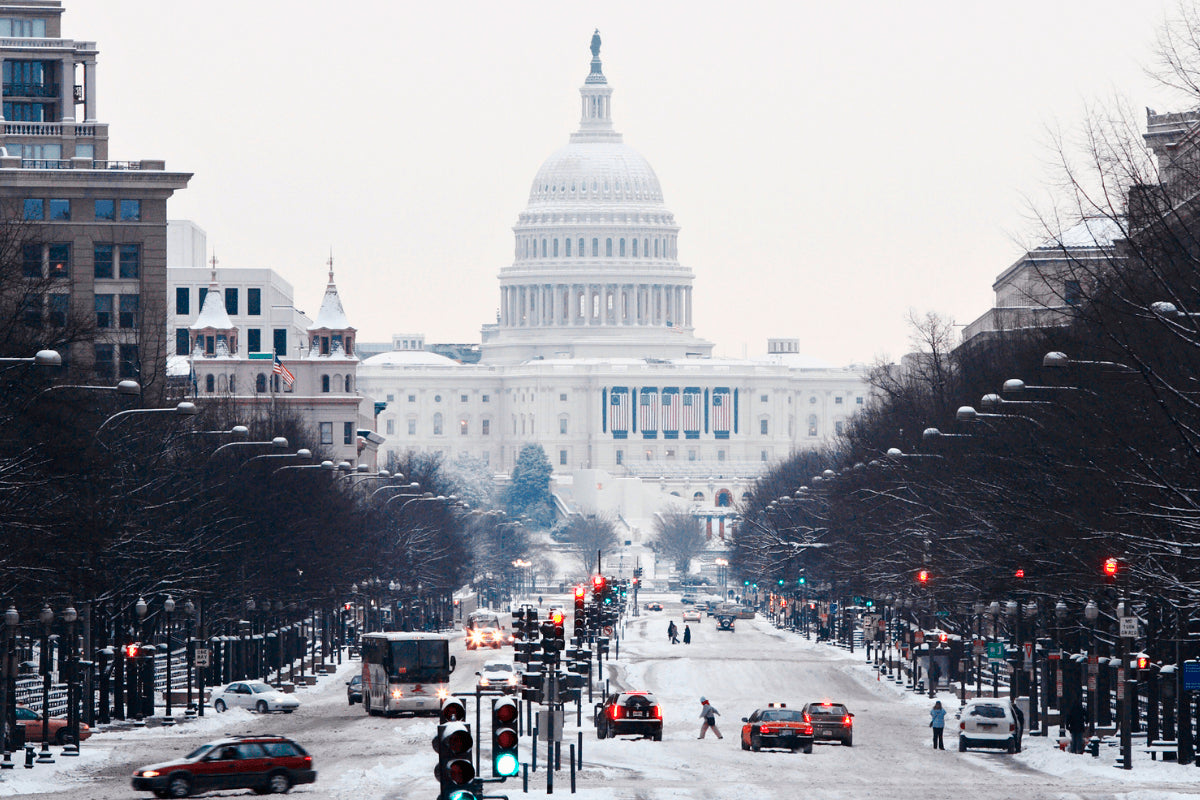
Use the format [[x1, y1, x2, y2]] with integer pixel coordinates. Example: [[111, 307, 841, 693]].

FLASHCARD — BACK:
[[176, 287, 189, 315], [48, 199, 69, 220], [95, 294, 112, 328], [225, 287, 238, 315], [247, 287, 261, 315], [94, 199, 115, 220], [247, 328, 261, 352], [93, 244, 114, 279], [119, 294, 139, 328], [119, 199, 141, 221], [118, 244, 139, 279], [23, 198, 42, 220]]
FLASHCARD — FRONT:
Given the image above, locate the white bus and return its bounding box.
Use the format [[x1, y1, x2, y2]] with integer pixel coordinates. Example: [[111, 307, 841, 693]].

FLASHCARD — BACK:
[[359, 632, 456, 716]]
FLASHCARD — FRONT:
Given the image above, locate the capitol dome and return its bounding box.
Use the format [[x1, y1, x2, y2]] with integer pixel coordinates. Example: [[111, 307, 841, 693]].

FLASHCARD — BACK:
[[481, 31, 712, 365], [527, 143, 664, 208]]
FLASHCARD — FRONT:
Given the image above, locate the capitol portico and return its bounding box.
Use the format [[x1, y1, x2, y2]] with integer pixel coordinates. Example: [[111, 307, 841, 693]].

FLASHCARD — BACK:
[[356, 33, 870, 540]]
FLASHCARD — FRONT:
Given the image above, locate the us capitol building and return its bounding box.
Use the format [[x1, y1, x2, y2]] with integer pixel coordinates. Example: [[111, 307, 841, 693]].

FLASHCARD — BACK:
[[356, 33, 869, 537]]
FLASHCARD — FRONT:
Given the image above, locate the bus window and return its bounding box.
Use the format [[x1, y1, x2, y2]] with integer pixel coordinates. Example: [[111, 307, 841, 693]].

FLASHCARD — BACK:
[[389, 640, 450, 683]]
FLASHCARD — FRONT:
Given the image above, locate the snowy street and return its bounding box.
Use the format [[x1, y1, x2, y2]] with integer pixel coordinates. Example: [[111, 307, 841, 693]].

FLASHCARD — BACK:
[[6, 594, 1198, 800]]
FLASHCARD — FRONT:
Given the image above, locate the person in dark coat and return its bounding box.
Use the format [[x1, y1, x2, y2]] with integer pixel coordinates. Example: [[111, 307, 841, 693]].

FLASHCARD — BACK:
[[683, 625, 691, 644], [929, 700, 946, 750], [1065, 699, 1086, 754], [668, 621, 679, 644]]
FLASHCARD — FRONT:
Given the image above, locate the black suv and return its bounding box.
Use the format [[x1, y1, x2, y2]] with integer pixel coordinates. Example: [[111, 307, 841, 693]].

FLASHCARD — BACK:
[[801, 701, 854, 746], [595, 691, 663, 740], [132, 734, 317, 797]]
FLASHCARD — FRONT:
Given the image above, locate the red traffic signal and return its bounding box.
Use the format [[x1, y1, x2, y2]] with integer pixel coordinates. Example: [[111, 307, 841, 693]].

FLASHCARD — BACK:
[[124, 644, 139, 658], [1014, 568, 1025, 579], [550, 609, 564, 626], [1136, 656, 1149, 670], [916, 570, 929, 584], [1103, 558, 1119, 579], [574, 584, 585, 600], [592, 575, 607, 592]]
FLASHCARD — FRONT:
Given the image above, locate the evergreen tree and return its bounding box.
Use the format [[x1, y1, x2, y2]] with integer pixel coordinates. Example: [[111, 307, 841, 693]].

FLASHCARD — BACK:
[[503, 443, 555, 527]]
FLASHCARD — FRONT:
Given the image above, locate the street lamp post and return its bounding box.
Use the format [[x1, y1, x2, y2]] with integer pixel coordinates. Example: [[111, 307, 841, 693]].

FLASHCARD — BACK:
[[1084, 600, 1099, 735], [183, 600, 195, 717], [38, 605, 54, 762], [62, 605, 79, 754], [163, 596, 175, 722], [0, 606, 16, 765], [973, 601, 985, 699], [134, 597, 148, 721], [988, 601, 1000, 698], [1055, 600, 1068, 738], [1005, 600, 1020, 710]]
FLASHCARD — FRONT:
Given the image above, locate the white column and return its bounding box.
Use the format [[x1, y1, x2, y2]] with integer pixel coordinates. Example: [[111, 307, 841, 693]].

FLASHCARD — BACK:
[[83, 60, 97, 122], [0, 57, 5, 121], [686, 287, 693, 327], [60, 58, 75, 121]]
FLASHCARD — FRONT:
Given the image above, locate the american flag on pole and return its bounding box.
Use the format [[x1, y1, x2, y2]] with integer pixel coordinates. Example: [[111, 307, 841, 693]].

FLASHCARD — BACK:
[[610, 387, 630, 439], [712, 387, 732, 438], [273, 354, 295, 387], [639, 389, 659, 438], [661, 388, 680, 439], [682, 387, 702, 439]]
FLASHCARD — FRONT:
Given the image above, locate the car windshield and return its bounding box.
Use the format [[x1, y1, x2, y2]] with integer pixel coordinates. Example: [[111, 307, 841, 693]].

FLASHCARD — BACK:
[[809, 704, 848, 716], [761, 709, 803, 722], [247, 682, 273, 693], [621, 693, 656, 705], [968, 704, 1007, 719], [187, 743, 217, 759], [483, 664, 513, 674]]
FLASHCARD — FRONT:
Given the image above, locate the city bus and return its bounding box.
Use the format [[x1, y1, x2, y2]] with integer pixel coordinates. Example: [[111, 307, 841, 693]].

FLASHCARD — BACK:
[[359, 632, 456, 716]]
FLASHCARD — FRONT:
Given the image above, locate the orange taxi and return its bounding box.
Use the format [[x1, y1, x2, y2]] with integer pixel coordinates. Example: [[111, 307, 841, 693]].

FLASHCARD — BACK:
[[740, 703, 813, 753]]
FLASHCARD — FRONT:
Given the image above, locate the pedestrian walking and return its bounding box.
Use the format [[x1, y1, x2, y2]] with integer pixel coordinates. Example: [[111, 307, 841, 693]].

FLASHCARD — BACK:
[[929, 660, 941, 696], [929, 700, 946, 750], [1065, 699, 1086, 754], [697, 697, 722, 739], [683, 625, 691, 644], [668, 621, 680, 644]]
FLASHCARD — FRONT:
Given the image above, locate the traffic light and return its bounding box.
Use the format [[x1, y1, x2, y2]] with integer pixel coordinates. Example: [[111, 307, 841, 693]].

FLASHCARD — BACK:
[[491, 697, 520, 777], [1014, 568, 1025, 579], [434, 698, 477, 800], [1103, 557, 1119, 582], [1136, 655, 1150, 671], [797, 577, 806, 586], [916, 570, 929, 584], [592, 574, 606, 594], [574, 585, 586, 633]]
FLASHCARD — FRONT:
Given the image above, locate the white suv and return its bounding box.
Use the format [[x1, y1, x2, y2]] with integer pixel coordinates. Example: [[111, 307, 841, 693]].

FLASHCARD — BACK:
[[957, 699, 1022, 753]]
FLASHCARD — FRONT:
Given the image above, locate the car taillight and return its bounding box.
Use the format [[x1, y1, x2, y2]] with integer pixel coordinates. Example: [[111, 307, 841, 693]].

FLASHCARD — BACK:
[[303, 756, 312, 765], [960, 722, 965, 730], [609, 705, 623, 720], [1009, 723, 1015, 732], [803, 725, 813, 735], [842, 715, 852, 727], [652, 705, 662, 719], [760, 726, 772, 735]]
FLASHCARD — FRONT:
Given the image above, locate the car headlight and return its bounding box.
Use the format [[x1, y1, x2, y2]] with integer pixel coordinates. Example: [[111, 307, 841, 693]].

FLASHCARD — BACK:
[[437, 688, 449, 700], [391, 688, 403, 699], [138, 770, 160, 778]]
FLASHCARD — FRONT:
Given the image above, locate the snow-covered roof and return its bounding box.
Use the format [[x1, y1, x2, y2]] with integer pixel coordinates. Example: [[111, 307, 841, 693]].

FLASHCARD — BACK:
[[190, 281, 233, 330], [754, 352, 835, 370], [361, 350, 461, 367], [1037, 217, 1123, 251], [309, 270, 353, 331]]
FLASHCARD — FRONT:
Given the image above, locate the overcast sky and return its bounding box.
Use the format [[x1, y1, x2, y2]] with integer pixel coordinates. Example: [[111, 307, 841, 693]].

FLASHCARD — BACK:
[[68, 1, 1186, 365]]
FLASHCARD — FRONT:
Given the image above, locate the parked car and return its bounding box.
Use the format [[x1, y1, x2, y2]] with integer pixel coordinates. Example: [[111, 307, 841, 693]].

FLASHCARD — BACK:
[[957, 699, 1022, 753], [740, 703, 813, 753], [14, 705, 92, 744], [211, 680, 300, 714], [132, 734, 316, 798], [476, 660, 522, 694], [595, 691, 663, 740], [346, 674, 363, 705], [801, 701, 853, 746], [682, 608, 703, 623]]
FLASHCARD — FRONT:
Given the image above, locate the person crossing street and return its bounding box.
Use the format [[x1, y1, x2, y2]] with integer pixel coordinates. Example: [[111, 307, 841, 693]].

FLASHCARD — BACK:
[[698, 697, 722, 739]]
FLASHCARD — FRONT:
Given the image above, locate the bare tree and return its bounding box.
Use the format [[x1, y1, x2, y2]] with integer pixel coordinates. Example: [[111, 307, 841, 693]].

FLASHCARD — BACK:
[[652, 506, 706, 573]]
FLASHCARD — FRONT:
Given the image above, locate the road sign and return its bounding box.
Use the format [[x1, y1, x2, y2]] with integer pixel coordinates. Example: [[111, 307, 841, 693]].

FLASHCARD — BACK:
[[973, 639, 986, 656], [603, 625, 613, 636], [1184, 662, 1200, 691], [537, 709, 564, 742], [1119, 616, 1139, 639], [829, 602, 838, 615], [935, 610, 950, 617], [1024, 642, 1033, 665], [914, 631, 924, 644], [986, 642, 1004, 663], [194, 648, 211, 668]]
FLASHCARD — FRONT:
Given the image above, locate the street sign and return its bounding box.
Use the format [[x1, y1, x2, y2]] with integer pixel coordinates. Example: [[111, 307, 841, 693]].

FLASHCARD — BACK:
[[537, 709, 564, 742], [1119, 616, 1139, 639], [1184, 662, 1200, 691], [194, 649, 211, 668], [1024, 642, 1033, 666], [914, 631, 924, 644], [829, 602, 838, 615], [1116, 668, 1125, 700], [986, 642, 1004, 662], [973, 640, 986, 656], [935, 610, 950, 617]]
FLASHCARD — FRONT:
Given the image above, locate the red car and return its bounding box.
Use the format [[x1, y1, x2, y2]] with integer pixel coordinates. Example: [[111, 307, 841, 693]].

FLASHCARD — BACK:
[[15, 705, 92, 744], [131, 735, 316, 798]]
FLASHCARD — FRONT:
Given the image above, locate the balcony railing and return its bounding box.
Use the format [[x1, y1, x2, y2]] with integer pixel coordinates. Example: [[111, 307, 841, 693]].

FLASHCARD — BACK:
[[1, 121, 101, 136], [20, 158, 69, 169], [92, 160, 143, 170], [3, 81, 58, 97]]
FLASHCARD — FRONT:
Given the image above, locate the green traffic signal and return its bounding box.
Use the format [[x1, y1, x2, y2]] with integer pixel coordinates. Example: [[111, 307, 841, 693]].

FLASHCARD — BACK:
[[797, 577, 806, 585], [777, 579, 784, 586], [743, 580, 750, 586], [448, 791, 477, 800]]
